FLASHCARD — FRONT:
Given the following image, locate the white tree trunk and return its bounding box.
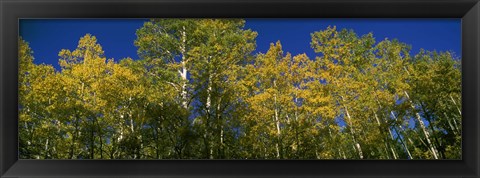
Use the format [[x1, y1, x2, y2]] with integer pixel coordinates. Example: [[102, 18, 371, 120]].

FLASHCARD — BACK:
[[218, 98, 224, 156], [273, 79, 281, 159], [449, 94, 461, 116], [180, 26, 188, 109], [204, 55, 214, 158], [444, 112, 459, 136], [401, 65, 439, 159], [206, 73, 212, 113], [342, 100, 363, 159], [294, 90, 299, 122], [45, 138, 49, 154], [373, 111, 397, 159], [403, 91, 439, 159]]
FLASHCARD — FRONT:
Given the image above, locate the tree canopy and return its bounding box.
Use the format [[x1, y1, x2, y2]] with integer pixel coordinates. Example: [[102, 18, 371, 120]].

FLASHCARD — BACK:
[[19, 20, 461, 159]]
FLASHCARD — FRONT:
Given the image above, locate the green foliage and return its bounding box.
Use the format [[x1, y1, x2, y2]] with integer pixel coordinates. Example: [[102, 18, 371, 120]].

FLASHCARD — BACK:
[[19, 22, 461, 159]]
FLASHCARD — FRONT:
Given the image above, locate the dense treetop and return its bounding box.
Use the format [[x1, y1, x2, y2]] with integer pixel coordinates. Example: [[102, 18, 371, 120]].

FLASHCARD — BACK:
[[19, 19, 461, 159]]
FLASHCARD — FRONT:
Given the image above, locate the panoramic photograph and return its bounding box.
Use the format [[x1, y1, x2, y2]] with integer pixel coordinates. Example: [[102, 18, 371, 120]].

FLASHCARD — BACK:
[[18, 19, 461, 160]]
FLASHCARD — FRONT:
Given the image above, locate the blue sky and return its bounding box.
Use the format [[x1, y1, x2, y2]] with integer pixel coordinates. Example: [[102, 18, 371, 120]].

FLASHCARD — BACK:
[[19, 19, 461, 70]]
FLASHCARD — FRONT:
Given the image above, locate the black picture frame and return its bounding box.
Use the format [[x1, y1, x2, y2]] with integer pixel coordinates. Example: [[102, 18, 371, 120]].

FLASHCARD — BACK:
[[1, 0, 479, 177]]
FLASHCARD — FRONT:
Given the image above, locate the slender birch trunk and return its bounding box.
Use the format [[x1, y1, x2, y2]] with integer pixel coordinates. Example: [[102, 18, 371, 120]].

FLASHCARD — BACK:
[[444, 112, 459, 136], [204, 104, 212, 159], [44, 138, 49, 158], [273, 79, 281, 159], [449, 94, 461, 116], [394, 127, 413, 159], [218, 102, 224, 158], [390, 111, 413, 159], [373, 110, 397, 159], [180, 26, 188, 109], [341, 97, 363, 159], [401, 66, 439, 158], [69, 111, 80, 159], [420, 103, 445, 159], [204, 54, 215, 159], [403, 91, 439, 159], [207, 75, 214, 159], [448, 94, 461, 133], [373, 95, 400, 159]]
